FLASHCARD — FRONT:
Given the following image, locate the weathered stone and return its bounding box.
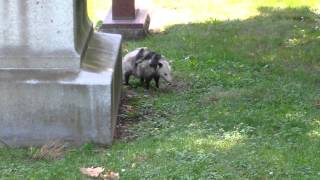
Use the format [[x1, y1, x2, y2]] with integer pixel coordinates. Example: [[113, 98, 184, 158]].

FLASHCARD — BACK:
[[0, 0, 122, 147], [0, 0, 92, 69], [0, 33, 122, 147]]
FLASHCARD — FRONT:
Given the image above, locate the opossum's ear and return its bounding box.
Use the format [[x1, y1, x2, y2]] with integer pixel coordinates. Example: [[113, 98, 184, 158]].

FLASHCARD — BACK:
[[158, 62, 163, 68], [136, 48, 145, 59], [138, 48, 144, 54]]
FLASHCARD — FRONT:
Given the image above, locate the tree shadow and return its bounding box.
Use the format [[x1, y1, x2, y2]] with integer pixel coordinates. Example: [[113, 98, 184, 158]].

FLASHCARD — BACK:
[[151, 6, 319, 69], [130, 6, 320, 178]]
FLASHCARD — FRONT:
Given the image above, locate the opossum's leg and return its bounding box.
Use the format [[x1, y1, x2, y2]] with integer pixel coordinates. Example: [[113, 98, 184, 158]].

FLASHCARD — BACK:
[[145, 78, 152, 89], [140, 77, 144, 85], [124, 72, 131, 85], [154, 76, 160, 88]]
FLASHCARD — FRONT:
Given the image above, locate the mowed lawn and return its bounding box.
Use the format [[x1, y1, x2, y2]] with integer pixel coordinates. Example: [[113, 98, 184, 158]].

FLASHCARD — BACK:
[[1, 0, 320, 179]]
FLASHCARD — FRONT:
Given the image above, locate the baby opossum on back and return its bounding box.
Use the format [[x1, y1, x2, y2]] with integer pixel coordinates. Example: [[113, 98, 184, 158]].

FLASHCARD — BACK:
[[122, 47, 173, 89]]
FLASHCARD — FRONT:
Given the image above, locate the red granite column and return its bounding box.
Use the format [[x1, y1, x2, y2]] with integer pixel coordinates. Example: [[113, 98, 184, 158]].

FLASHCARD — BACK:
[[112, 0, 135, 20], [100, 0, 150, 39]]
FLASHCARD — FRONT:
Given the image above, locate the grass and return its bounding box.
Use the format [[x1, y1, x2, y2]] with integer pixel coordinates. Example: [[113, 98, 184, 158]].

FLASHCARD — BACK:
[[2, 0, 320, 179]]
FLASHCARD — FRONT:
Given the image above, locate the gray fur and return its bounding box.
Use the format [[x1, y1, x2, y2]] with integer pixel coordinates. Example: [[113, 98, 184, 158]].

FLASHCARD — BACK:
[[122, 48, 172, 89]]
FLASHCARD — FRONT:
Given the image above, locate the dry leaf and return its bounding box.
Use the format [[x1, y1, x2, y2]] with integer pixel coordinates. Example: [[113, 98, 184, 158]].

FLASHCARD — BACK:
[[32, 140, 65, 160], [103, 171, 120, 180], [80, 167, 105, 178]]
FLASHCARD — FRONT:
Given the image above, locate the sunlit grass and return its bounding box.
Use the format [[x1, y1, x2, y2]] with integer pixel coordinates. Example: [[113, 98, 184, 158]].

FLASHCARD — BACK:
[[2, 0, 320, 179], [192, 131, 246, 150], [87, 0, 320, 27]]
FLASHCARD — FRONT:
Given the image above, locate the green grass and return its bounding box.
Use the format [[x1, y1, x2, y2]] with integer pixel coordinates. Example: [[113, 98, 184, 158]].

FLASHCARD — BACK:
[[2, 0, 320, 179]]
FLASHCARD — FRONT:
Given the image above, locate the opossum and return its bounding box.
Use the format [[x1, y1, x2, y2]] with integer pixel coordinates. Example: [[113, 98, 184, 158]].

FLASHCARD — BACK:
[[122, 48, 173, 89], [135, 49, 161, 70]]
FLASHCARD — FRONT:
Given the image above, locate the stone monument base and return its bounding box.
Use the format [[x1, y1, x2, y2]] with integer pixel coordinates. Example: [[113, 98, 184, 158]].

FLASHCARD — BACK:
[[100, 9, 150, 39], [0, 33, 122, 147]]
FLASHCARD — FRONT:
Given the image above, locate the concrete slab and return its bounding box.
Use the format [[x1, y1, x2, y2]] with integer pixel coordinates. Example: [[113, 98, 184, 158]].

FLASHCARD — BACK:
[[0, 32, 122, 147], [100, 9, 150, 39]]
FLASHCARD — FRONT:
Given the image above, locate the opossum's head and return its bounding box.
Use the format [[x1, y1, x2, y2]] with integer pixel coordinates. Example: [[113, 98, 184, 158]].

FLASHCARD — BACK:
[[157, 60, 172, 84]]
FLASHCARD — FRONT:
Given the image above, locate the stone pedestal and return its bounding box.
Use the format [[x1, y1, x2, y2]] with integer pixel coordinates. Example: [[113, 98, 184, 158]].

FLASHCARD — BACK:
[[0, 0, 122, 147], [99, 0, 150, 39]]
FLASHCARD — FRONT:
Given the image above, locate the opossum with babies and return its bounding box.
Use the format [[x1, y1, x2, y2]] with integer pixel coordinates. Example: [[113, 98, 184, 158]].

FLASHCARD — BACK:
[[122, 47, 173, 89]]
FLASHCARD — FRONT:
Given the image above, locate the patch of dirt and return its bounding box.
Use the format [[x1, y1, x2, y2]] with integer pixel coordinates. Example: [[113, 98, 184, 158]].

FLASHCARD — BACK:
[[115, 87, 172, 141], [115, 76, 188, 140], [168, 79, 191, 91], [115, 90, 141, 141]]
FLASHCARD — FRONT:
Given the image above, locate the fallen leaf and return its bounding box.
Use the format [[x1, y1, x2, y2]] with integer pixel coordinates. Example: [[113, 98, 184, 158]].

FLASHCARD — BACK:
[[103, 171, 120, 180], [80, 167, 105, 177], [32, 140, 65, 160]]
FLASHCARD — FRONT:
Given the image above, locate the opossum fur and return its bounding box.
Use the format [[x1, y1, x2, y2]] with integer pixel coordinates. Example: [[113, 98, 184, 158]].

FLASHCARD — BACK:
[[122, 48, 172, 89]]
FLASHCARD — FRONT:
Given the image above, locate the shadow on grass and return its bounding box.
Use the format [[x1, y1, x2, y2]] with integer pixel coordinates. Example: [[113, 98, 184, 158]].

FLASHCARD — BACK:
[[121, 6, 320, 178], [162, 7, 317, 61]]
